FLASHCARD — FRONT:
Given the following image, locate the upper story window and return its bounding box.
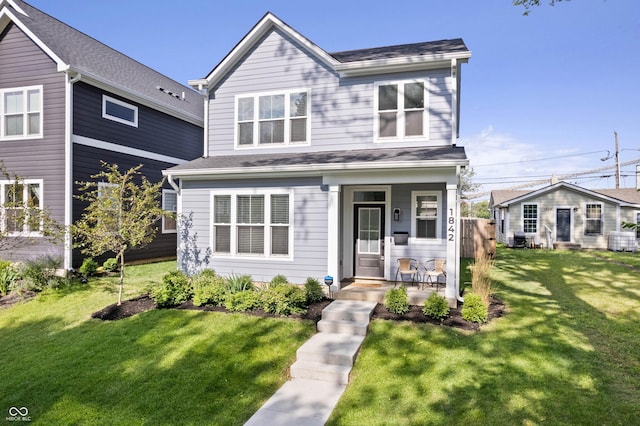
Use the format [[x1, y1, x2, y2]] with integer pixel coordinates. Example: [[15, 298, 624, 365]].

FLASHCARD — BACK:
[[375, 80, 427, 141], [585, 203, 603, 235], [236, 90, 309, 147], [0, 180, 43, 236], [102, 95, 138, 127], [522, 203, 538, 233], [0, 86, 43, 140], [411, 191, 440, 240]]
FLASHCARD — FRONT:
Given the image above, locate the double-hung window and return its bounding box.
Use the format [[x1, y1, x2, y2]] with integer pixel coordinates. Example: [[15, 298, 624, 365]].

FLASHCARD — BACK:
[[236, 90, 309, 147], [162, 189, 177, 233], [212, 191, 292, 258], [1, 86, 43, 140], [585, 203, 603, 235], [412, 191, 440, 240], [523, 203, 538, 233], [376, 80, 427, 140], [0, 180, 43, 236]]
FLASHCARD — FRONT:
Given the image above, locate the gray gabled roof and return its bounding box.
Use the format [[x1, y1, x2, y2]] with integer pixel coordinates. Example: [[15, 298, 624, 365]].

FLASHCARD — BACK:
[[3, 0, 203, 124], [166, 146, 468, 177], [331, 39, 469, 63], [491, 182, 640, 207]]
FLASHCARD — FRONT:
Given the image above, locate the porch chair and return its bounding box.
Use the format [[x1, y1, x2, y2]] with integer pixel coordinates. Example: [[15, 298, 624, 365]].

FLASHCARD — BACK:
[[423, 259, 446, 290], [395, 258, 420, 287]]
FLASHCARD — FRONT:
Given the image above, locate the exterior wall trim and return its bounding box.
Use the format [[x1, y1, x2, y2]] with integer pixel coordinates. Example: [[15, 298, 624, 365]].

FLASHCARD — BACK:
[[72, 135, 187, 165]]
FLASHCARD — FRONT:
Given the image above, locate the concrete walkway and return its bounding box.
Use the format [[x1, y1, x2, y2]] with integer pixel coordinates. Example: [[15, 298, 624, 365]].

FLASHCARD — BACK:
[[245, 300, 377, 426]]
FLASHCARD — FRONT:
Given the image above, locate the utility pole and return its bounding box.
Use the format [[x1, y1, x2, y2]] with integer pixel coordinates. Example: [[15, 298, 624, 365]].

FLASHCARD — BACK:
[[615, 131, 620, 189]]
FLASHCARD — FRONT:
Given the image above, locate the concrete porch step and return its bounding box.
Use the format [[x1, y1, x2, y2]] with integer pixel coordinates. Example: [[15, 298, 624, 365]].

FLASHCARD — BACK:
[[317, 318, 369, 336], [289, 360, 352, 385], [296, 332, 366, 367], [321, 300, 377, 323]]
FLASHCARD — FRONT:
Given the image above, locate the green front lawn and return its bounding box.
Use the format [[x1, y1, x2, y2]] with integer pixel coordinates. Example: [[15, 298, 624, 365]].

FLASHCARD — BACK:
[[0, 261, 316, 425], [329, 248, 640, 424]]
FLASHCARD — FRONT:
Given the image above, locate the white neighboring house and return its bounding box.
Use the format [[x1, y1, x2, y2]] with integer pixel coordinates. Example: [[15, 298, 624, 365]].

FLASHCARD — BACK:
[[490, 181, 640, 250]]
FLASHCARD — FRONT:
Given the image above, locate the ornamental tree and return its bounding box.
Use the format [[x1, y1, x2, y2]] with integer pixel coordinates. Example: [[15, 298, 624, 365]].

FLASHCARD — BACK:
[[73, 162, 165, 305]]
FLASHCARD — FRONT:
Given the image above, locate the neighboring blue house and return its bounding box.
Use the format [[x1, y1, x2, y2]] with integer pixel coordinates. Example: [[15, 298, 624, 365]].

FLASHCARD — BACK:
[[0, 0, 204, 269], [165, 12, 471, 305]]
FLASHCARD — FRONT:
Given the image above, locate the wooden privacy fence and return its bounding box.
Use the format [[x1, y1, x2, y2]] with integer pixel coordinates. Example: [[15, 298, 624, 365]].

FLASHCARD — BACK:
[[461, 218, 496, 259]]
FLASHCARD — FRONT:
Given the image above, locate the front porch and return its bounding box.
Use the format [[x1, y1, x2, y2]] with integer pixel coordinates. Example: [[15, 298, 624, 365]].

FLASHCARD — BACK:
[[333, 279, 445, 305]]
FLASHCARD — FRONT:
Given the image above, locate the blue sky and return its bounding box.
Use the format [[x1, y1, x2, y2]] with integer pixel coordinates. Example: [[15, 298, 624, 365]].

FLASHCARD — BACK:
[[27, 0, 640, 195]]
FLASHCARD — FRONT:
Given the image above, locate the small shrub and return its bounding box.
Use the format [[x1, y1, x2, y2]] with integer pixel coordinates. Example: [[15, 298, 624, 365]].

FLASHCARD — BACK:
[[385, 286, 409, 315], [151, 270, 192, 307], [304, 277, 324, 303], [79, 258, 99, 276], [224, 290, 261, 312], [226, 274, 254, 294], [269, 274, 289, 288], [461, 293, 488, 324], [262, 284, 307, 315], [102, 257, 119, 272], [21, 254, 63, 291], [192, 269, 227, 306], [422, 292, 450, 320], [0, 262, 18, 296]]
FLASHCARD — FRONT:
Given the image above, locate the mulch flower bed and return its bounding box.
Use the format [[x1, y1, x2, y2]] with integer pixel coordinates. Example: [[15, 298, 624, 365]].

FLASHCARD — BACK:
[[90, 294, 505, 331]]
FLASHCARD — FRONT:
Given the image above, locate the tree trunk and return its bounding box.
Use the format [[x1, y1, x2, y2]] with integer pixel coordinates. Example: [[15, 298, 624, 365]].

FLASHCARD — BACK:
[[117, 250, 125, 306]]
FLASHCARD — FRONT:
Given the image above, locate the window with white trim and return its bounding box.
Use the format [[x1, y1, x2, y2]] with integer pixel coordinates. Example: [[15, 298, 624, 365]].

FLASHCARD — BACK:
[[375, 80, 427, 140], [236, 90, 309, 147], [585, 203, 603, 235], [0, 180, 43, 236], [162, 189, 177, 233], [636, 212, 640, 239], [1, 86, 43, 140], [102, 95, 138, 127], [523, 203, 538, 233], [212, 191, 292, 258], [412, 191, 440, 239]]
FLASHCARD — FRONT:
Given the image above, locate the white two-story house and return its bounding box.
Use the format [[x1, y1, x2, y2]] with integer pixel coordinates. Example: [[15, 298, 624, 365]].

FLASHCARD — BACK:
[[165, 12, 471, 305]]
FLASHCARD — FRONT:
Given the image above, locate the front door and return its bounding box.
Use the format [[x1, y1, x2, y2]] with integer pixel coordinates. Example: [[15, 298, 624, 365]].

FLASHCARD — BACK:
[[354, 205, 385, 278], [556, 208, 571, 242]]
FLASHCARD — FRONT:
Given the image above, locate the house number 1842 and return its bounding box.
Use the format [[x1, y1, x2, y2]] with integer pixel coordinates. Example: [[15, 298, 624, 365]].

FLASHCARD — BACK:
[[448, 209, 455, 242]]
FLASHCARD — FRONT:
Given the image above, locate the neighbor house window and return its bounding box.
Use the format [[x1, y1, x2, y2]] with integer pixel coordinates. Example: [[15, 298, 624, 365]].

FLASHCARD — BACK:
[[636, 212, 640, 239], [0, 180, 43, 236], [162, 189, 177, 233], [523, 203, 538, 233], [412, 191, 440, 239], [235, 90, 309, 147], [0, 86, 43, 140], [375, 80, 427, 140], [585, 203, 603, 235], [211, 191, 292, 258], [102, 95, 138, 127]]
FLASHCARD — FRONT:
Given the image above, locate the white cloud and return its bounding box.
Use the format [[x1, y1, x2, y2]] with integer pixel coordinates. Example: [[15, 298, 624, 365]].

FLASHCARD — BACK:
[[459, 126, 609, 196]]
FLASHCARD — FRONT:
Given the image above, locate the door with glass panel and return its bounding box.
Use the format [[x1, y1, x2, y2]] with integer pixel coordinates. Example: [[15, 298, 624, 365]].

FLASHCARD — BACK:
[[354, 205, 385, 278]]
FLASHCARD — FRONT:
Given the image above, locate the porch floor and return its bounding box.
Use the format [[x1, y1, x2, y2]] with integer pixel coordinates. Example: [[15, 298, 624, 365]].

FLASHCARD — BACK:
[[334, 279, 444, 305]]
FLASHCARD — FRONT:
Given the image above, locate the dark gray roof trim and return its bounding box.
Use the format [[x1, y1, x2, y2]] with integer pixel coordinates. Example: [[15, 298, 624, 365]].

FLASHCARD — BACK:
[[168, 146, 467, 173], [331, 39, 469, 63], [9, 0, 203, 121]]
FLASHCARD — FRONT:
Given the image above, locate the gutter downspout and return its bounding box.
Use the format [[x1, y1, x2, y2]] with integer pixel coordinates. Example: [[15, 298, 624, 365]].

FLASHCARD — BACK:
[[64, 69, 82, 270], [166, 174, 180, 194], [198, 84, 209, 158]]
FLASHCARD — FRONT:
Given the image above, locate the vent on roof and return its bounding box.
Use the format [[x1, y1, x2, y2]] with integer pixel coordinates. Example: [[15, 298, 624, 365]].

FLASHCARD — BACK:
[[156, 86, 184, 100]]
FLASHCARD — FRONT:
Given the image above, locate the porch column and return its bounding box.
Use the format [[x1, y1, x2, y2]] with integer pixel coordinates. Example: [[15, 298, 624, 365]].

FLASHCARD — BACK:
[[445, 184, 460, 301], [327, 185, 341, 290]]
